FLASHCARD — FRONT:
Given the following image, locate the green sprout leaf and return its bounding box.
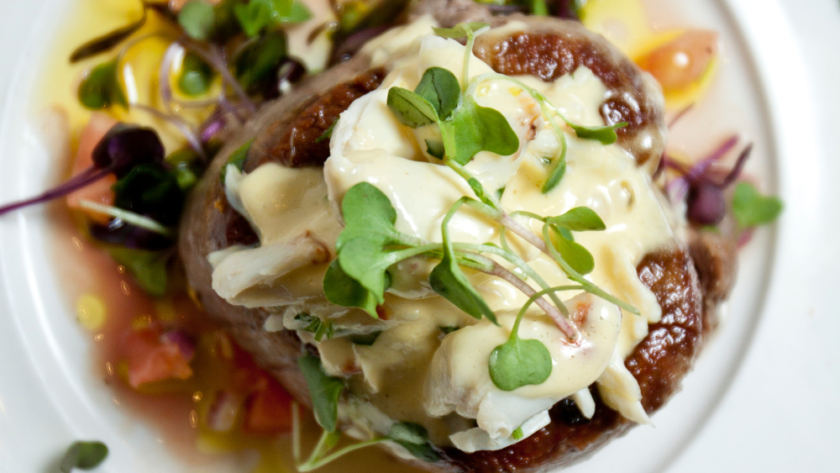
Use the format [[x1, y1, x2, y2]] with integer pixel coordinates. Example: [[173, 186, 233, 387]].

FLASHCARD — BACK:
[[179, 0, 216, 40], [731, 182, 783, 228], [387, 422, 440, 462], [430, 199, 497, 324], [432, 22, 489, 39], [178, 52, 214, 97], [443, 97, 520, 165], [333, 183, 416, 315], [550, 232, 595, 275], [234, 0, 310, 37], [59, 441, 109, 473], [234, 30, 288, 94], [439, 326, 460, 335], [512, 426, 524, 440], [489, 336, 552, 391], [414, 67, 461, 120], [387, 87, 439, 128], [323, 260, 379, 317], [316, 119, 337, 143], [298, 354, 344, 432], [425, 139, 445, 159], [541, 149, 567, 194], [568, 121, 627, 145], [108, 248, 169, 297], [294, 313, 334, 342], [220, 139, 254, 182], [78, 59, 126, 110], [547, 207, 606, 232], [531, 0, 549, 15]]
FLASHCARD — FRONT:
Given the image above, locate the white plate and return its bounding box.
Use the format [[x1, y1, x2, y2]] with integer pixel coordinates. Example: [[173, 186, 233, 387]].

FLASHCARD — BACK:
[[0, 0, 838, 472]]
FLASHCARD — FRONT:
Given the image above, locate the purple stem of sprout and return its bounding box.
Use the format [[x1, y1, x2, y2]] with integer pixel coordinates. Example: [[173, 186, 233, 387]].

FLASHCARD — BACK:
[[488, 262, 576, 339], [665, 135, 739, 200], [131, 103, 206, 159], [0, 167, 111, 216]]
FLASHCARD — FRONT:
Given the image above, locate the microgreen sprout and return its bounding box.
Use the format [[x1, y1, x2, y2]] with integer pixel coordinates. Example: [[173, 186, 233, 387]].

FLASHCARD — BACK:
[[59, 441, 109, 473]]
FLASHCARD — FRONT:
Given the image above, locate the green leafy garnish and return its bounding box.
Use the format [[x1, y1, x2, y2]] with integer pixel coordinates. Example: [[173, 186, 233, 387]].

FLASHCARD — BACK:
[[178, 52, 214, 96], [512, 426, 524, 440], [443, 97, 520, 165], [234, 0, 311, 37], [234, 30, 288, 94], [59, 441, 108, 472], [179, 0, 217, 40], [567, 121, 628, 145], [731, 182, 783, 228], [349, 331, 381, 346], [414, 67, 461, 120], [488, 289, 554, 391], [316, 119, 337, 143], [439, 326, 460, 335], [432, 22, 489, 39], [430, 199, 497, 324], [426, 139, 445, 159], [220, 139, 254, 182], [294, 314, 334, 342], [298, 355, 344, 432], [108, 248, 169, 297], [78, 59, 126, 110], [547, 207, 607, 232], [387, 422, 440, 462], [333, 183, 416, 314], [323, 260, 380, 317], [531, 0, 549, 16], [386, 87, 439, 128]]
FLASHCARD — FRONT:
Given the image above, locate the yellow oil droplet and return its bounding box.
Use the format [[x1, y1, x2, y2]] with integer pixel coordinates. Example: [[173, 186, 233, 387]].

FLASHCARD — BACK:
[[94, 333, 105, 342], [105, 362, 114, 376], [131, 315, 153, 330], [193, 391, 203, 402], [76, 294, 106, 330], [120, 280, 131, 296], [190, 409, 199, 428], [71, 237, 83, 251], [508, 87, 522, 97], [117, 264, 126, 275]]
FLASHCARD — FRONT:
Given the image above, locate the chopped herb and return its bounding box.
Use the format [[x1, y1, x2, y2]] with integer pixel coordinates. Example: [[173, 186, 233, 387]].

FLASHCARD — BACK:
[[439, 326, 460, 335], [731, 182, 783, 228], [59, 441, 109, 473], [512, 426, 524, 440], [316, 119, 337, 143], [387, 422, 440, 462], [220, 139, 254, 182], [294, 313, 334, 341]]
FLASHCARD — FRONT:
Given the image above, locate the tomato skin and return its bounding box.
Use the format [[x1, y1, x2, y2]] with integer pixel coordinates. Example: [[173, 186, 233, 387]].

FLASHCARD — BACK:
[[638, 30, 719, 92], [242, 376, 294, 435], [66, 113, 118, 222], [123, 326, 194, 389]]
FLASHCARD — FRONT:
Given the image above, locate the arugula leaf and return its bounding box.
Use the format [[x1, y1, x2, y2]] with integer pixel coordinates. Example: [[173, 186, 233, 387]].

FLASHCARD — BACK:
[[387, 87, 439, 128], [78, 59, 126, 110], [220, 139, 254, 182], [178, 52, 214, 97], [443, 97, 520, 165], [568, 121, 627, 145], [179, 0, 216, 40], [547, 207, 606, 232], [731, 182, 783, 228], [489, 336, 552, 391], [234, 30, 287, 94], [388, 422, 440, 462], [429, 199, 497, 324], [432, 22, 489, 39], [414, 67, 461, 120], [298, 354, 344, 432], [323, 260, 380, 316], [59, 441, 109, 473], [108, 248, 169, 297]]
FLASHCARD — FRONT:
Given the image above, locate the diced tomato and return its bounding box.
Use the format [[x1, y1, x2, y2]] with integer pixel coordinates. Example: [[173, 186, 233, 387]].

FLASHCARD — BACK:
[[242, 377, 294, 435], [123, 326, 194, 388], [66, 113, 118, 222]]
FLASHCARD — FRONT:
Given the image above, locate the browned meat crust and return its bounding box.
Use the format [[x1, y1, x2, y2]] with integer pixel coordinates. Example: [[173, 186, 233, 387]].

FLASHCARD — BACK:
[[179, 9, 728, 472]]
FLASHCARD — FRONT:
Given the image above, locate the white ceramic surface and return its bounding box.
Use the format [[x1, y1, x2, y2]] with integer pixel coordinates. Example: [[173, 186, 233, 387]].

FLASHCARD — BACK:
[[0, 0, 837, 472]]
